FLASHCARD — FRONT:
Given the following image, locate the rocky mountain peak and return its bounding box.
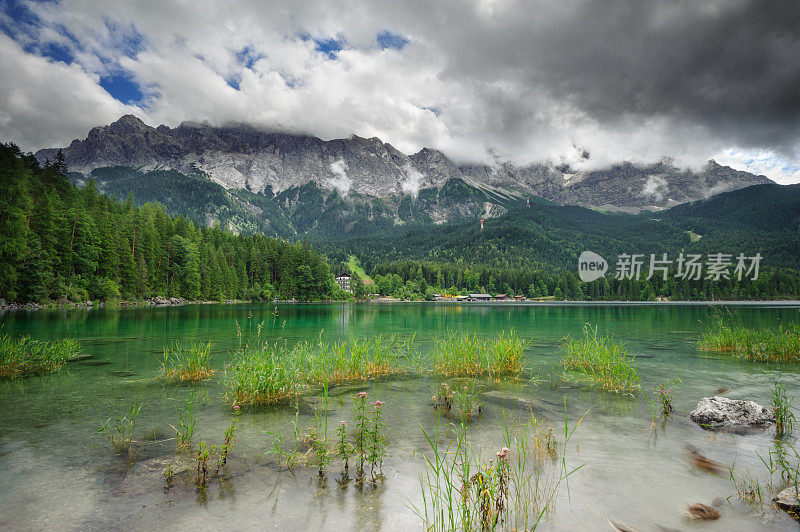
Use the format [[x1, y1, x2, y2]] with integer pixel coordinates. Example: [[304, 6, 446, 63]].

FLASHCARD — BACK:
[[35, 115, 772, 211]]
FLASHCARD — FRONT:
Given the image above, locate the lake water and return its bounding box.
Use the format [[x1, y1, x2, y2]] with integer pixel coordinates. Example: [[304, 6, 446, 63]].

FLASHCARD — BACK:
[[1, 302, 799, 530]]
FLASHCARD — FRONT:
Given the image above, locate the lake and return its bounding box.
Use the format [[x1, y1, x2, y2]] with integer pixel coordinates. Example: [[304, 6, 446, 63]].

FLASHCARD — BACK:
[[1, 302, 799, 530]]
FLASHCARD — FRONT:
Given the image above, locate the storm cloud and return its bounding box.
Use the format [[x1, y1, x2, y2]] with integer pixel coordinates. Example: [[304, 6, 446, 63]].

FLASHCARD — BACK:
[[1, 0, 799, 181]]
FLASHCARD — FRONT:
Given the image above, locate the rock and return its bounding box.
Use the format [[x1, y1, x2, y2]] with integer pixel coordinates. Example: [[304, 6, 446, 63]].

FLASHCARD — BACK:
[[686, 503, 720, 520], [774, 487, 800, 521], [148, 296, 186, 306], [479, 390, 542, 412], [689, 396, 774, 429]]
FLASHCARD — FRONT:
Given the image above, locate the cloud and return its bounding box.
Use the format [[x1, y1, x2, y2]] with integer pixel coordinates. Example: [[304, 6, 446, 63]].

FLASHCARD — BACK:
[[0, 0, 798, 182], [327, 158, 352, 195], [0, 33, 133, 149]]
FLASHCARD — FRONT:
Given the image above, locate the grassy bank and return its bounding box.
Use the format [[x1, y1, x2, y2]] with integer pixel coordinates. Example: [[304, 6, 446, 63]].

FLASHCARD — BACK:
[[0, 334, 81, 379], [558, 326, 639, 393], [698, 319, 800, 362]]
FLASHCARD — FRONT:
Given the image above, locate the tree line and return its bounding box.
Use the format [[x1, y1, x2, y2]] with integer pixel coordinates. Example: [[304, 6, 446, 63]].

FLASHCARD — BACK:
[[0, 143, 342, 303]]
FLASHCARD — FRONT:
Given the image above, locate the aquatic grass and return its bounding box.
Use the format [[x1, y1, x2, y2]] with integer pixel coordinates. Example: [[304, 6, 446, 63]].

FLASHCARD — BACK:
[[430, 330, 527, 379], [771, 375, 795, 437], [159, 341, 214, 383], [0, 334, 80, 379], [698, 318, 800, 362], [558, 325, 640, 393], [292, 335, 411, 386], [97, 402, 141, 454], [224, 341, 303, 407], [412, 408, 585, 531], [175, 390, 198, 451]]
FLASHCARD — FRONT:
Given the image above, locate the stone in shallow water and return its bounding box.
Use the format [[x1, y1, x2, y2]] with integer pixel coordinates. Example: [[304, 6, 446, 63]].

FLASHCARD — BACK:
[[689, 396, 773, 429], [479, 390, 541, 412], [774, 487, 800, 522]]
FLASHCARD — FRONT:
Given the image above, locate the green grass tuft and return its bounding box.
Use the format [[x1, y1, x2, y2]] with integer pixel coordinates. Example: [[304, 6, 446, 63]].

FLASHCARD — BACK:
[[697, 319, 800, 362], [159, 341, 215, 382], [224, 341, 303, 407], [0, 334, 80, 379], [558, 325, 639, 393], [431, 330, 526, 379]]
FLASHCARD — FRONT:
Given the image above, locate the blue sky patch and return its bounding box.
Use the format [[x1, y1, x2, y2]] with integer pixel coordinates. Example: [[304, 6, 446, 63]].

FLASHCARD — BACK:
[[377, 30, 408, 50], [99, 71, 144, 105], [313, 36, 343, 58]]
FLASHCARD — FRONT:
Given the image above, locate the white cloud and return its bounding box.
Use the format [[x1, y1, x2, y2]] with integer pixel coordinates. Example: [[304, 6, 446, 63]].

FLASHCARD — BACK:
[[0, 34, 134, 149], [0, 0, 798, 183], [326, 158, 352, 195], [714, 148, 800, 185]]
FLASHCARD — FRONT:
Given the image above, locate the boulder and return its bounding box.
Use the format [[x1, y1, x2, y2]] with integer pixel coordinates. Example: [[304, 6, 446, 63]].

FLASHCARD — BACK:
[[774, 487, 800, 522], [689, 396, 773, 429]]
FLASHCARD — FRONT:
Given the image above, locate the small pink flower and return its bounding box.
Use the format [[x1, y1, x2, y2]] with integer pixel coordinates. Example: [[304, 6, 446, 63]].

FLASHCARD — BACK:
[[233, 405, 240, 411], [357, 392, 368, 398], [340, 420, 347, 426]]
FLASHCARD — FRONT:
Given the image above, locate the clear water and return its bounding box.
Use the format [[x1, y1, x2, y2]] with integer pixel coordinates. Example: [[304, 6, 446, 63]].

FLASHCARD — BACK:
[[1, 303, 799, 530]]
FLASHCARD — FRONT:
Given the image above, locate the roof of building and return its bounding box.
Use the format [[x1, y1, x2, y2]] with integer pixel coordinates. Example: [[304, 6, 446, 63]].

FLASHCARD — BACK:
[[469, 293, 492, 298]]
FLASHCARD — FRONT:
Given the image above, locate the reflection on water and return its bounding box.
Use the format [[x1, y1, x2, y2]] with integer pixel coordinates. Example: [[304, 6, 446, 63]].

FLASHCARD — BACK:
[[1, 303, 799, 530]]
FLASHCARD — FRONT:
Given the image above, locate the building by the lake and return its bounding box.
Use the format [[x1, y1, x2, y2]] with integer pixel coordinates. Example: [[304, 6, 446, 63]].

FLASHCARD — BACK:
[[335, 275, 352, 293]]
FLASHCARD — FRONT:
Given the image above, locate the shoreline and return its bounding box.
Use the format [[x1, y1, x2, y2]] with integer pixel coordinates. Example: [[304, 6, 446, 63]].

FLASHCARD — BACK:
[[3, 298, 800, 314]]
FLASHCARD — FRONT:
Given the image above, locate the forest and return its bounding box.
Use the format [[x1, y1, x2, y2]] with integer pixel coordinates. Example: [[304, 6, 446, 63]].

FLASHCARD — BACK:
[[0, 144, 342, 304]]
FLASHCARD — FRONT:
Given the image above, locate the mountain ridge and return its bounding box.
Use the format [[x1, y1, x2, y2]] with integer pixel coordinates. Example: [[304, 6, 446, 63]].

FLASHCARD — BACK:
[[36, 115, 771, 213]]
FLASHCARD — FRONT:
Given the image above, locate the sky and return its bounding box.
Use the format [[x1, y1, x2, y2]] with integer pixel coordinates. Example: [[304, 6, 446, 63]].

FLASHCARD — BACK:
[[0, 0, 799, 183]]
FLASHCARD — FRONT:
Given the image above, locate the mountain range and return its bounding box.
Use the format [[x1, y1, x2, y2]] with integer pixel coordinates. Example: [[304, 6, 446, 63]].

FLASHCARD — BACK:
[[35, 115, 771, 239], [21, 114, 800, 278]]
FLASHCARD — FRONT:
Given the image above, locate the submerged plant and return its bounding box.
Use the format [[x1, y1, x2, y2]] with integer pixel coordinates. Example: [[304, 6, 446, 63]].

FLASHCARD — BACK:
[[163, 462, 175, 489], [224, 341, 302, 406], [293, 335, 411, 386], [430, 330, 526, 379], [698, 317, 800, 362], [175, 390, 198, 451], [0, 334, 81, 379], [655, 376, 682, 416], [413, 407, 585, 531], [335, 421, 352, 472], [97, 402, 141, 454], [368, 400, 387, 474], [771, 374, 795, 437], [195, 440, 212, 487], [353, 392, 370, 477], [159, 341, 214, 383], [558, 325, 640, 393], [215, 411, 240, 475]]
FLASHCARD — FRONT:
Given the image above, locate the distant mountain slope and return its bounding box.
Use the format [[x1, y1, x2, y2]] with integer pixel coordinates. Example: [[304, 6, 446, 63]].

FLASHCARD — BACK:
[[324, 184, 800, 272], [38, 115, 771, 214]]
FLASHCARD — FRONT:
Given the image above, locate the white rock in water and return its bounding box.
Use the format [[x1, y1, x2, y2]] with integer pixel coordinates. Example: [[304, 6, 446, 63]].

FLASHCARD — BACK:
[[774, 487, 800, 521], [689, 396, 774, 429]]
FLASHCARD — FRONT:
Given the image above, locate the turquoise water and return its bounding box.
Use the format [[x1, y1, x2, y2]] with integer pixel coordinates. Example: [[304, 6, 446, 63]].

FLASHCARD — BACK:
[[1, 302, 799, 530]]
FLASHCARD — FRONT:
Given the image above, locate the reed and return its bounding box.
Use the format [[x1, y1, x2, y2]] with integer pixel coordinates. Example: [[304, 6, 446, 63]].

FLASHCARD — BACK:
[[431, 330, 526, 379], [292, 335, 410, 386], [224, 341, 303, 406], [97, 402, 141, 454], [558, 325, 640, 393], [698, 318, 800, 362], [0, 334, 80, 379], [412, 408, 584, 531], [159, 341, 214, 383], [771, 374, 795, 437]]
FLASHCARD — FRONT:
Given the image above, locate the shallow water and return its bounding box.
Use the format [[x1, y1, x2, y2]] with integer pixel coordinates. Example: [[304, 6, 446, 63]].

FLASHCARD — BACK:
[[1, 302, 799, 530]]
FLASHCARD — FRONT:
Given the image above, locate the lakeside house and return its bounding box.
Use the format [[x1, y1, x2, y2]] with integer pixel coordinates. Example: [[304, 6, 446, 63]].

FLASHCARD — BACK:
[[468, 293, 492, 301], [494, 294, 508, 301], [335, 275, 352, 293]]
